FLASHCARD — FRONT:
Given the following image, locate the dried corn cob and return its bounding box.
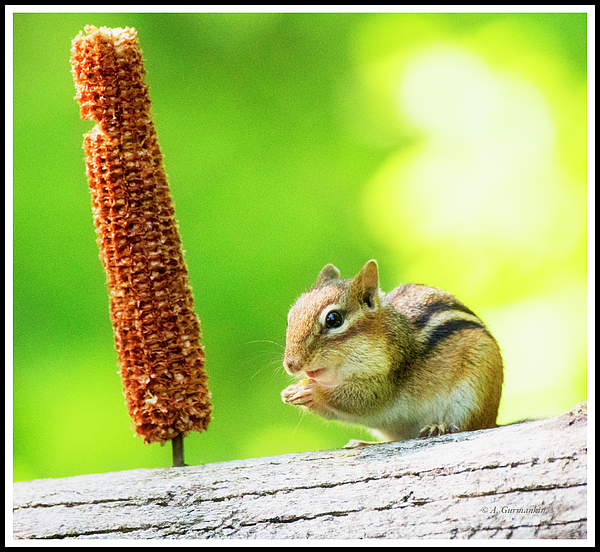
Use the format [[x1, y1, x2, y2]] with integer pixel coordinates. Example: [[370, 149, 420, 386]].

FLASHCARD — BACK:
[[70, 26, 212, 450]]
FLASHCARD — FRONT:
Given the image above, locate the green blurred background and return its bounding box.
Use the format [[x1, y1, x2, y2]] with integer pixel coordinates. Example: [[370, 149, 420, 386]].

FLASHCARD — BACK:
[[12, 12, 587, 482]]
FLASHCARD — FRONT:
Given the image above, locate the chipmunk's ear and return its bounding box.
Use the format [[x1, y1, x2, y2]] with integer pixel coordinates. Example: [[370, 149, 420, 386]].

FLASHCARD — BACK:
[[351, 259, 380, 310], [316, 263, 341, 286]]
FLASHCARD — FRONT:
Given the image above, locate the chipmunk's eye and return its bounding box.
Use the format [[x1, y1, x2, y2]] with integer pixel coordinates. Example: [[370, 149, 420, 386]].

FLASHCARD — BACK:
[[324, 310, 344, 329]]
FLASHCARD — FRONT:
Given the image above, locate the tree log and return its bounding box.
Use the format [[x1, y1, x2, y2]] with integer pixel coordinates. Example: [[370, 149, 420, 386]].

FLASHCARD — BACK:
[[13, 401, 587, 540]]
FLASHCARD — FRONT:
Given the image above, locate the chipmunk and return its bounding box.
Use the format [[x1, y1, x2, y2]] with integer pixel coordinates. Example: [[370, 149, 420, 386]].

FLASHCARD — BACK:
[[281, 260, 503, 447]]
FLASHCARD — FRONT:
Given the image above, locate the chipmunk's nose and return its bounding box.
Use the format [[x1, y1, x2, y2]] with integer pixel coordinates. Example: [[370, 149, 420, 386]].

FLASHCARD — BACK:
[[283, 356, 302, 375]]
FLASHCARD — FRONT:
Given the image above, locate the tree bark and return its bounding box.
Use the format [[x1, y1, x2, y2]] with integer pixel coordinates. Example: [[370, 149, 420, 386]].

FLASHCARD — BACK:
[[13, 402, 587, 540]]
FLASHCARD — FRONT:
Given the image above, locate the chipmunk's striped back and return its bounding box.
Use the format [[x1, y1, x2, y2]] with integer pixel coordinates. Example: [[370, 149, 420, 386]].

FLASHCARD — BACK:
[[387, 284, 493, 357]]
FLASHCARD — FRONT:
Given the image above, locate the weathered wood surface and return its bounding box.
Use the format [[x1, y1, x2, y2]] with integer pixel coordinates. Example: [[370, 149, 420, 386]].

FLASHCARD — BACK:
[[13, 402, 587, 540]]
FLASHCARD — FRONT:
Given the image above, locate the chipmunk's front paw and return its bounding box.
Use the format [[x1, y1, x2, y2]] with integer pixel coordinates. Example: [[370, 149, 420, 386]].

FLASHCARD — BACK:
[[281, 380, 316, 406], [419, 422, 459, 438]]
